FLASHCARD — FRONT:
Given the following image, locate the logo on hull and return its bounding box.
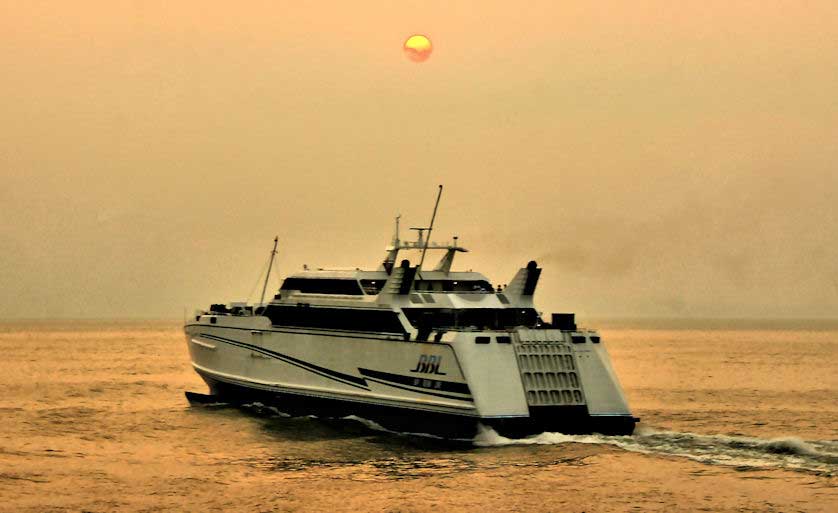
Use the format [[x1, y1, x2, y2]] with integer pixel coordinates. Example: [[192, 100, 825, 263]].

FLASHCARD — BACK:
[[410, 354, 446, 375]]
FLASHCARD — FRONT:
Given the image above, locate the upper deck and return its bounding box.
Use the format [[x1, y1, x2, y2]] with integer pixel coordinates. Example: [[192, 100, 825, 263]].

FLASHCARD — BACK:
[[279, 269, 496, 297]]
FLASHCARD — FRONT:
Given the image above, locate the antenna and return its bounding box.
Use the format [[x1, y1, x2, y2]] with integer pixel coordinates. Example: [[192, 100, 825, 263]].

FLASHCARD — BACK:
[[417, 185, 443, 276], [259, 236, 279, 306], [409, 227, 427, 246]]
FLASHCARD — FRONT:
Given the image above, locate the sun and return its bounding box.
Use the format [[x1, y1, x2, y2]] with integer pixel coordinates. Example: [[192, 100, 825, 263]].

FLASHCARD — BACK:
[[404, 34, 432, 62]]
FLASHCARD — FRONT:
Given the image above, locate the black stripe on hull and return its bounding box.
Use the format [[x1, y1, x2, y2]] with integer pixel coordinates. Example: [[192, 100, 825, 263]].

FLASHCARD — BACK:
[[195, 334, 476, 402], [359, 368, 471, 395], [362, 376, 473, 402], [197, 371, 480, 438], [358, 368, 472, 401], [194, 372, 637, 438], [200, 333, 370, 390]]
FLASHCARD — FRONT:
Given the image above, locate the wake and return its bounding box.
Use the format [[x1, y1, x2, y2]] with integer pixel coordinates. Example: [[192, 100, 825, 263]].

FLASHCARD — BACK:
[[474, 425, 838, 474], [222, 402, 837, 474]]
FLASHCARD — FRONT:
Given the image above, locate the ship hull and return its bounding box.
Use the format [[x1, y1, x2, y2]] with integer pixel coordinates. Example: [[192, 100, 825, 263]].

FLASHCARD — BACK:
[[185, 317, 636, 438], [195, 368, 636, 438]]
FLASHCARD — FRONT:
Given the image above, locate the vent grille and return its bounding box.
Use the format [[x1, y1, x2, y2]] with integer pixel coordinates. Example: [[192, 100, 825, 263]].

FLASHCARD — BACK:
[[513, 330, 586, 407]]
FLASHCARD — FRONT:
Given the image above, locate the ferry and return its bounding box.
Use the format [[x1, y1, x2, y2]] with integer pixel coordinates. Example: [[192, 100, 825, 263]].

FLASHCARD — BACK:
[[184, 187, 637, 437]]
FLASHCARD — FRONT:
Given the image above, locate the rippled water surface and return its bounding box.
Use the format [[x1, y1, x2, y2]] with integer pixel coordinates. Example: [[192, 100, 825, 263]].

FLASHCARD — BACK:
[[1, 320, 835, 512]]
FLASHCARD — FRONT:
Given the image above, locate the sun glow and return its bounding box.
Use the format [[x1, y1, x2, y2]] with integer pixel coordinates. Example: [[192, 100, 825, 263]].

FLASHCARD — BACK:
[[403, 34, 432, 62]]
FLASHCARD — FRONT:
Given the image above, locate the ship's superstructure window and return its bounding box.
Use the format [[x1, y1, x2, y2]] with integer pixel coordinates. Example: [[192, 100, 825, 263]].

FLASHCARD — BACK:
[[403, 308, 540, 330], [414, 280, 494, 293], [263, 304, 405, 334], [360, 279, 386, 295], [281, 278, 363, 295]]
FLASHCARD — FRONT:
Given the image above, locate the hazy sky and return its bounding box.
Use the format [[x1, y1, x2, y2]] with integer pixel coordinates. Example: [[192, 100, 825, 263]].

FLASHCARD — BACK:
[[2, 1, 837, 319]]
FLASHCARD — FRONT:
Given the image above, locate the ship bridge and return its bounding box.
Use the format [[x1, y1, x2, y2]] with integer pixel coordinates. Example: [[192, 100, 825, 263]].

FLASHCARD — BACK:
[[279, 269, 495, 297], [276, 216, 497, 298]]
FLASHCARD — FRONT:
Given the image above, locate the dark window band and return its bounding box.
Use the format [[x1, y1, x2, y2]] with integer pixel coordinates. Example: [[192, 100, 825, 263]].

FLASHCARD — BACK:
[[403, 308, 540, 330], [263, 304, 406, 334], [281, 278, 364, 295]]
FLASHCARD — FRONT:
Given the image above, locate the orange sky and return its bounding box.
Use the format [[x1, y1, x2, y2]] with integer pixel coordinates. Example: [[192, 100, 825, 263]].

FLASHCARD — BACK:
[[1, 1, 837, 319]]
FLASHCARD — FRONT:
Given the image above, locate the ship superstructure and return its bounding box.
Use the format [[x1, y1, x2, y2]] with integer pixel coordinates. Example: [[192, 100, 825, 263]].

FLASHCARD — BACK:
[[184, 195, 637, 437]]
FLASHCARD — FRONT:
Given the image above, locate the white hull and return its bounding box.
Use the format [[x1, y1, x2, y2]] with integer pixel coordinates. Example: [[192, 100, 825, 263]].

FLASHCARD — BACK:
[[185, 314, 636, 437]]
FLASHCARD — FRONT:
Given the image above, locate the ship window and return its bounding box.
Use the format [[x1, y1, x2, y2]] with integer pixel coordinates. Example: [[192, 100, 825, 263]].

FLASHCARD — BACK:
[[465, 280, 494, 292], [475, 336, 491, 344], [280, 278, 363, 295], [360, 279, 386, 295], [210, 317, 217, 324], [497, 293, 510, 304], [409, 294, 423, 304], [446, 280, 494, 292], [403, 308, 540, 330], [571, 335, 586, 344], [497, 336, 511, 344], [590, 336, 600, 343], [416, 281, 443, 292], [416, 280, 494, 293], [421, 293, 436, 303], [262, 304, 406, 334], [210, 303, 229, 313]]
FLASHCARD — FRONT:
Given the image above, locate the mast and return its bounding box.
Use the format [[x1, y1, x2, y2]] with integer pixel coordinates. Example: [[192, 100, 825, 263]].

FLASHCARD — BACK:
[[259, 236, 279, 306], [417, 185, 443, 277], [382, 214, 402, 274]]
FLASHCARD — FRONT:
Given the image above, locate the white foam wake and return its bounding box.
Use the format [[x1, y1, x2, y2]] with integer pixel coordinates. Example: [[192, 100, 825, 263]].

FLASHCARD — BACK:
[[473, 424, 838, 474]]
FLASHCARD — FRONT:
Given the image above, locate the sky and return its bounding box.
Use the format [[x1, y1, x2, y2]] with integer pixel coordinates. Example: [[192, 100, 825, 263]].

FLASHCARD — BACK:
[[2, 1, 837, 319]]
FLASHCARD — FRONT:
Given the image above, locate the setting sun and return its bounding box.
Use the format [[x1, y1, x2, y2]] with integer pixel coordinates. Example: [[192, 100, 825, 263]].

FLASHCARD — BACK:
[[403, 34, 432, 62]]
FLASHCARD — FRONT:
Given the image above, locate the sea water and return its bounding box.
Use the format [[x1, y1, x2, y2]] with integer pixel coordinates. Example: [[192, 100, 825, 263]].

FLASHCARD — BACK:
[[1, 320, 835, 512]]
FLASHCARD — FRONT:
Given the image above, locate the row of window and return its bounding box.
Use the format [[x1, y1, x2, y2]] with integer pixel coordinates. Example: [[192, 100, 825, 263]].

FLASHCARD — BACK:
[[403, 308, 541, 330], [259, 303, 541, 334], [262, 304, 406, 333], [475, 335, 512, 344], [413, 280, 494, 292], [280, 278, 495, 296], [280, 278, 365, 295]]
